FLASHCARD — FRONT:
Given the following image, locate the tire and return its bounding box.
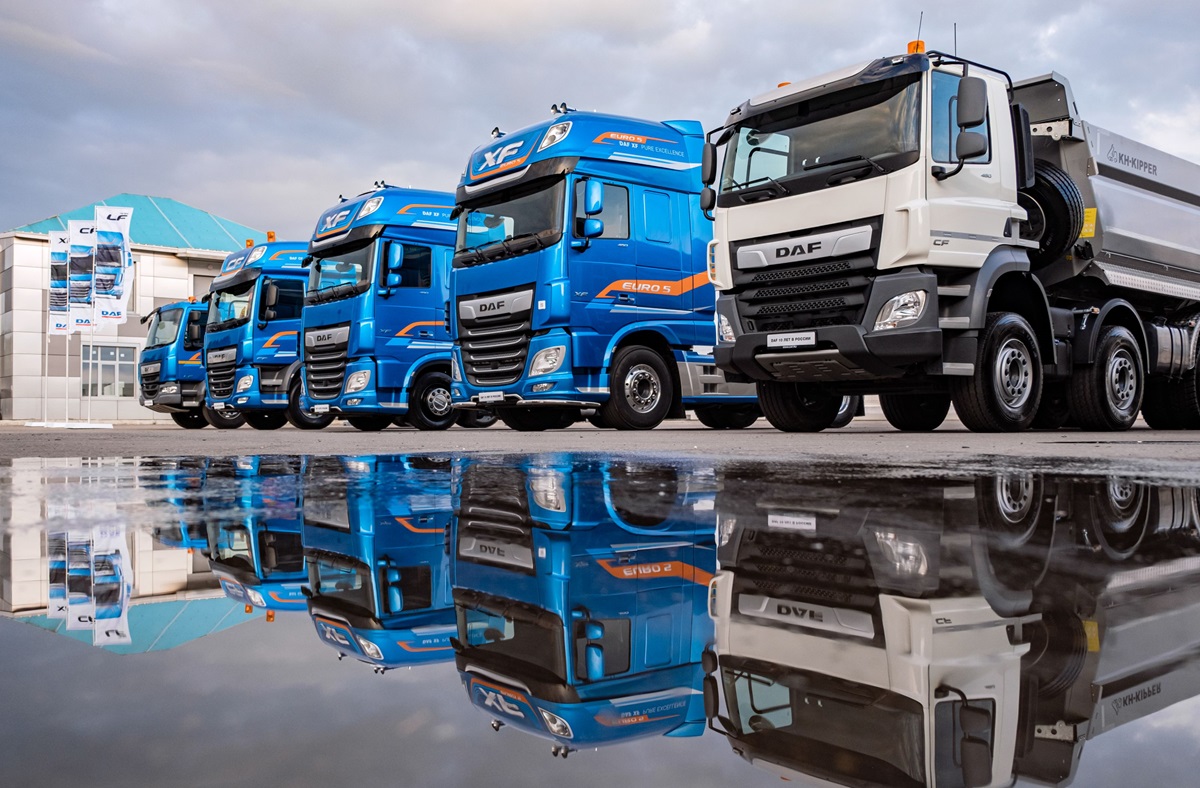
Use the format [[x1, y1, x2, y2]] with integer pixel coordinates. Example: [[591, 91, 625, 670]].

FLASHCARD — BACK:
[[407, 371, 456, 431], [587, 411, 615, 429], [244, 411, 288, 430], [1069, 325, 1143, 431], [693, 404, 760, 429], [499, 408, 578, 432], [1018, 160, 1085, 267], [951, 312, 1042, 432], [756, 381, 840, 432], [203, 404, 245, 429], [598, 346, 674, 430], [457, 410, 497, 429], [170, 410, 209, 429], [606, 462, 680, 527], [1031, 381, 1071, 430], [391, 416, 409, 428], [830, 395, 861, 428], [286, 379, 334, 430], [347, 415, 392, 432], [1140, 340, 1200, 429], [879, 392, 950, 431]]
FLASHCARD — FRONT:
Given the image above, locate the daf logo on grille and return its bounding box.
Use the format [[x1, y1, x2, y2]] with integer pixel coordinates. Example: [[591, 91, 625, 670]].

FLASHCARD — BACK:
[[479, 300, 505, 313], [315, 332, 334, 343]]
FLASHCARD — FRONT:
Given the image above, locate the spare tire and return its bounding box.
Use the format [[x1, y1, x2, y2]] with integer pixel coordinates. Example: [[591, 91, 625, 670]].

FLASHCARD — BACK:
[[1018, 160, 1084, 266]]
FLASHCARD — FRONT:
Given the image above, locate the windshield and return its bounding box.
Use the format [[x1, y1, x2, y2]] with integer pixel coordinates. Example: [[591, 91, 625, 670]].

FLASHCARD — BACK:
[[456, 599, 567, 683], [720, 75, 922, 202], [310, 559, 373, 615], [722, 662, 925, 787], [308, 241, 374, 304], [453, 179, 565, 267], [208, 281, 255, 330], [209, 525, 254, 573], [145, 309, 182, 349]]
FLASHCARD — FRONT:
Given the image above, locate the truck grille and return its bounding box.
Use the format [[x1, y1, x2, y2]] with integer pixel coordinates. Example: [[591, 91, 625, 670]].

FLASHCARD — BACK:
[[456, 465, 535, 561], [206, 351, 237, 399], [458, 292, 532, 388], [304, 325, 350, 401], [730, 218, 881, 333], [49, 289, 69, 308], [732, 527, 877, 612], [140, 370, 161, 398]]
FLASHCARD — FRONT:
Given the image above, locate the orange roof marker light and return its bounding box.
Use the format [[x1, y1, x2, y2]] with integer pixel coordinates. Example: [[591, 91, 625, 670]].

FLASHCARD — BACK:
[[777, 82, 792, 88], [908, 40, 925, 54], [245, 239, 253, 248], [267, 231, 276, 243]]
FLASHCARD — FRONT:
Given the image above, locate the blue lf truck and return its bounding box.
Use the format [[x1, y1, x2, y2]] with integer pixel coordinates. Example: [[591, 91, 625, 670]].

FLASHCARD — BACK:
[[139, 299, 215, 428], [204, 239, 331, 431], [451, 455, 716, 756], [301, 455, 457, 670], [448, 108, 760, 431], [301, 186, 492, 432]]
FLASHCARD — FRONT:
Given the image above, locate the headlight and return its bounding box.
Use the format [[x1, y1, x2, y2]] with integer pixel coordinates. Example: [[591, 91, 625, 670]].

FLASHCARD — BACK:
[[247, 246, 267, 264], [344, 370, 371, 394], [529, 346, 565, 376], [357, 196, 384, 220], [873, 290, 927, 331], [718, 514, 737, 547], [717, 314, 736, 343], [344, 460, 371, 474], [707, 240, 719, 283], [529, 471, 566, 512], [245, 588, 266, 607], [160, 384, 179, 395], [539, 709, 573, 738], [357, 635, 384, 661], [537, 121, 572, 152], [236, 375, 253, 393], [872, 530, 930, 577], [141, 362, 161, 375], [451, 355, 462, 382]]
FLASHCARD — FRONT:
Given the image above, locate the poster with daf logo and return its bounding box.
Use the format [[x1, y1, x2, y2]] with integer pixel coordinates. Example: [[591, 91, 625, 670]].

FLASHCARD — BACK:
[[92, 206, 134, 325], [48, 232, 71, 335], [91, 524, 132, 646], [67, 220, 95, 332], [47, 531, 68, 619]]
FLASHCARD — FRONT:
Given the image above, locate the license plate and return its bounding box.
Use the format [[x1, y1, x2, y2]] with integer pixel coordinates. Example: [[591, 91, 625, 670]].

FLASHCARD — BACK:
[[768, 513, 817, 532], [478, 391, 505, 403], [312, 404, 330, 413], [212, 402, 226, 410], [142, 400, 152, 406], [767, 331, 816, 349]]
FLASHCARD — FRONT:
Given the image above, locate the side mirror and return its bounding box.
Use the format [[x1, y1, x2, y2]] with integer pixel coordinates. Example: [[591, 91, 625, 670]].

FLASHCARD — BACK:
[[186, 323, 202, 344], [585, 620, 604, 640], [584, 179, 604, 216], [960, 705, 992, 737], [387, 243, 406, 272], [702, 648, 718, 675], [700, 187, 717, 213], [262, 282, 279, 309], [700, 142, 717, 186], [703, 675, 719, 719], [956, 131, 988, 162], [960, 736, 992, 788], [262, 309, 276, 322], [581, 218, 604, 239], [386, 273, 403, 288], [956, 77, 988, 129], [585, 643, 605, 681]]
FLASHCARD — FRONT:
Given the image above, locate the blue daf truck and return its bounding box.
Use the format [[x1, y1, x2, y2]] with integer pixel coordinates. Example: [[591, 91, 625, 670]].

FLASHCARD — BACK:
[[448, 109, 762, 431], [301, 186, 492, 431], [138, 298, 215, 428], [451, 455, 715, 756], [204, 240, 329, 430], [302, 455, 457, 670]]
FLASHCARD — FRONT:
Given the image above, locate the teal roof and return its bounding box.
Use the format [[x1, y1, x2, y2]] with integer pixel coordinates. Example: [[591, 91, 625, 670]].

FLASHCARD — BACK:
[[7, 193, 265, 252]]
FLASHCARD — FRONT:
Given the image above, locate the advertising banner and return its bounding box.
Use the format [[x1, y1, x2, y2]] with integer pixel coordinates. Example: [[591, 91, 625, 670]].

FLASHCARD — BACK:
[[47, 531, 68, 619], [65, 528, 95, 630], [93, 206, 134, 324], [67, 220, 96, 333], [48, 231, 71, 336], [91, 525, 133, 646]]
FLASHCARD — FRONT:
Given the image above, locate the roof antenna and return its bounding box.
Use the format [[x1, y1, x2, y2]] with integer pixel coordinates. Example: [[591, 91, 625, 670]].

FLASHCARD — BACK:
[[915, 10, 923, 43], [954, 22, 958, 56]]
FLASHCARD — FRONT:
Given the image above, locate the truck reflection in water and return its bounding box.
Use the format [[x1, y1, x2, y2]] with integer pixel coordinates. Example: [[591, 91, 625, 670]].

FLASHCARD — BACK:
[[704, 468, 1200, 787], [451, 456, 717, 756]]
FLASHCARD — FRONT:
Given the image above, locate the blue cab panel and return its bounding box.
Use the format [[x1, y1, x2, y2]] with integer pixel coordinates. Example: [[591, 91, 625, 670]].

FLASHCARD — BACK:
[[449, 111, 758, 429], [300, 187, 461, 430], [138, 299, 209, 415]]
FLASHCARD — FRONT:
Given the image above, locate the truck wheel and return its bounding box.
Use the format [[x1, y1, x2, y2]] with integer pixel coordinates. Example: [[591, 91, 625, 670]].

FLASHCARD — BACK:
[[693, 404, 760, 429], [287, 379, 334, 430], [245, 411, 288, 430], [598, 346, 674, 430], [1069, 326, 1143, 430], [1018, 160, 1084, 267], [951, 312, 1042, 432], [756, 381, 840, 432], [499, 408, 578, 431], [170, 410, 209, 429], [879, 392, 949, 431], [457, 410, 497, 429], [830, 395, 861, 428], [1140, 342, 1200, 429], [407, 371, 456, 431], [1031, 381, 1071, 430], [347, 415, 392, 432], [203, 405, 245, 429], [587, 411, 615, 428]]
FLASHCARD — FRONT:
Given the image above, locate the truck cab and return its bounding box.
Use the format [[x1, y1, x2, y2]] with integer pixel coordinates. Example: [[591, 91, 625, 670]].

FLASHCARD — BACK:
[[138, 299, 210, 428], [301, 187, 477, 432], [451, 455, 716, 755], [301, 455, 457, 670], [203, 240, 315, 431], [449, 110, 759, 431]]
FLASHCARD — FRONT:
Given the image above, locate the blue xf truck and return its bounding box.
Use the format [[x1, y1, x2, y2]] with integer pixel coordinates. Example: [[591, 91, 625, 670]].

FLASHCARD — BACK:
[[448, 109, 760, 431], [452, 456, 715, 755], [204, 240, 331, 430], [138, 299, 214, 428], [301, 186, 491, 431]]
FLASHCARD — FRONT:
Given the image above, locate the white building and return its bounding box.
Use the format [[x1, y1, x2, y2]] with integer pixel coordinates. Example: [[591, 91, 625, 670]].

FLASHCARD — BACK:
[[0, 194, 264, 422]]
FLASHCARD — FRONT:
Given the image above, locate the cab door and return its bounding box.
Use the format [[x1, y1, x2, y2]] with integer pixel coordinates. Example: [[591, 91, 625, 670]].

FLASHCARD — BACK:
[[376, 240, 445, 392], [570, 179, 636, 342]]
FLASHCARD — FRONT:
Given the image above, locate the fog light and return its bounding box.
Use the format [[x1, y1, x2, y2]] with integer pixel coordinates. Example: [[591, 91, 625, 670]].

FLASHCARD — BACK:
[[345, 370, 371, 393], [357, 636, 384, 661], [532, 382, 553, 392], [346, 398, 362, 406], [529, 346, 565, 376], [160, 384, 179, 395], [872, 531, 930, 577], [718, 314, 736, 343], [874, 291, 927, 331], [246, 588, 266, 607], [236, 375, 253, 393]]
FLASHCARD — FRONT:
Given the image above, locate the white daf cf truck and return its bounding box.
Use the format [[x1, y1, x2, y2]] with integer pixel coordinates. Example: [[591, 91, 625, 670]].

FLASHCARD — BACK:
[[701, 43, 1200, 432]]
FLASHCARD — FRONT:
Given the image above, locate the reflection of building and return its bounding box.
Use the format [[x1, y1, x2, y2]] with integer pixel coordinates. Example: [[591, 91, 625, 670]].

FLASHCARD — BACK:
[[0, 194, 263, 421]]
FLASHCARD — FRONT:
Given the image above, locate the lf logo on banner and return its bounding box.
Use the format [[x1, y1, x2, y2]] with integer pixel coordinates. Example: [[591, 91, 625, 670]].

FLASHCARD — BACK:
[[93, 207, 134, 325]]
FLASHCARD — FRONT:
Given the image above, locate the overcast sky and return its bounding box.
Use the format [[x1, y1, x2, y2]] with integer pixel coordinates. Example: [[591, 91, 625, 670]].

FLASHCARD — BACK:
[[2, 0, 1197, 242]]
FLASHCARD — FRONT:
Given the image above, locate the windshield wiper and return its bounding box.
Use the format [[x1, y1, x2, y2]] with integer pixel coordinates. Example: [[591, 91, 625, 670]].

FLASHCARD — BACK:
[[467, 231, 549, 263], [731, 175, 791, 195], [803, 154, 887, 174]]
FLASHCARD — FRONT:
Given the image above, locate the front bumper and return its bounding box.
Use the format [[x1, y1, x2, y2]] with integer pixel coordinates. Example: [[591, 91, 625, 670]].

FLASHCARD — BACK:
[[140, 380, 204, 413], [207, 366, 288, 413], [451, 333, 599, 409], [302, 358, 406, 416]]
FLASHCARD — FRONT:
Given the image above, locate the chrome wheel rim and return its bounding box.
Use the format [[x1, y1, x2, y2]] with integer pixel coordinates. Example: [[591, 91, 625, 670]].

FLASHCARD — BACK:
[[425, 386, 452, 417], [624, 364, 661, 413], [1107, 349, 1137, 412]]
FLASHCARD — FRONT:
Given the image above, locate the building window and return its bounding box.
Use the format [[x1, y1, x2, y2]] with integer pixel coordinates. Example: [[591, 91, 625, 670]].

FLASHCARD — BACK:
[[82, 345, 137, 397]]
